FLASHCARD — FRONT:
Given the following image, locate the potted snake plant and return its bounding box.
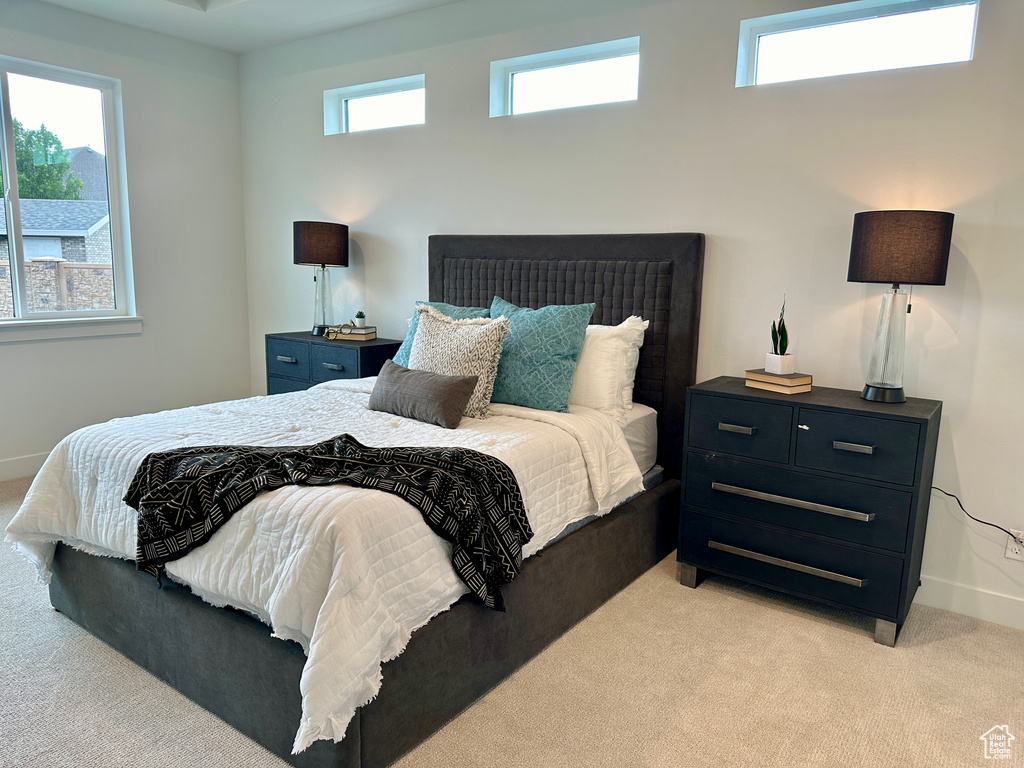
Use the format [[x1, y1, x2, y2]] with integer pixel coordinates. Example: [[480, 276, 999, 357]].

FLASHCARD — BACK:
[[765, 298, 795, 375]]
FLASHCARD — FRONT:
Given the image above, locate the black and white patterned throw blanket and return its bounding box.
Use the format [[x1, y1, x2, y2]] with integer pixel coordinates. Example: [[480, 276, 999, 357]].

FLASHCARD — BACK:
[[124, 434, 532, 610]]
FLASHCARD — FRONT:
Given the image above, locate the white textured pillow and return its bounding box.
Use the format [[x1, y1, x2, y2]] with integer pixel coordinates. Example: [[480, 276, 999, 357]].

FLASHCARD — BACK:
[[408, 305, 510, 419], [568, 316, 649, 420]]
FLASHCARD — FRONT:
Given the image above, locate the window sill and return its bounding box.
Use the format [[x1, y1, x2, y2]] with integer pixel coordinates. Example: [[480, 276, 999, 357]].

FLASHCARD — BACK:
[[0, 315, 143, 343]]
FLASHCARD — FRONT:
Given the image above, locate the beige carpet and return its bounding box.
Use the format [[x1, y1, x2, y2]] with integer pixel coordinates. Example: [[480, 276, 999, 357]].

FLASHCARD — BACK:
[[2, 476, 1021, 767]]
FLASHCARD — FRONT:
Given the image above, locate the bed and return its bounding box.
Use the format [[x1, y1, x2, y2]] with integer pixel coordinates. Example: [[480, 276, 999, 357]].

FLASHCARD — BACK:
[[11, 232, 704, 768]]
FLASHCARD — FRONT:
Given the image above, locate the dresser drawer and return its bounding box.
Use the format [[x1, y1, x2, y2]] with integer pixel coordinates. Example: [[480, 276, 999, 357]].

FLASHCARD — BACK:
[[796, 409, 920, 486], [267, 338, 309, 380], [311, 345, 359, 382], [267, 375, 311, 395], [688, 393, 793, 463], [683, 453, 912, 552], [680, 511, 903, 618]]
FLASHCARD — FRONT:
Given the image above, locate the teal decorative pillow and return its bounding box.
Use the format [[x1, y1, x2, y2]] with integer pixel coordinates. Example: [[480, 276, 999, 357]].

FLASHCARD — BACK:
[[393, 301, 490, 367], [489, 296, 595, 413]]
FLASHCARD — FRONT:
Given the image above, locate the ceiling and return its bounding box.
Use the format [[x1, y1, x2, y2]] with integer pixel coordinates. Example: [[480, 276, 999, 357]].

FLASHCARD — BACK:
[[37, 0, 466, 53]]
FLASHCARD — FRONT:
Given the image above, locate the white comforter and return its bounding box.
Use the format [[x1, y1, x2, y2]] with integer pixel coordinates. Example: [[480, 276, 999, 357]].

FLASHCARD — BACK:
[[6, 377, 643, 753]]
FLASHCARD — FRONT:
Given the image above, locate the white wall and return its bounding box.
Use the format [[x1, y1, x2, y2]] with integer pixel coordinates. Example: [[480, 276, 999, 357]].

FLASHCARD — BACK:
[[0, 0, 250, 479], [240, 0, 1024, 628]]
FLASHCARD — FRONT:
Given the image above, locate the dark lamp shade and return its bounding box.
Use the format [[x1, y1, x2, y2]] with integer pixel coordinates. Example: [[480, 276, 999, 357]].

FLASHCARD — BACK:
[[293, 221, 349, 267], [848, 210, 953, 286]]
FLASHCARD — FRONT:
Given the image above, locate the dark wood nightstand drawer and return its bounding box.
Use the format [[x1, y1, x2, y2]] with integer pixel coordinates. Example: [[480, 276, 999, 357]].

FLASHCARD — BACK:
[[311, 345, 359, 382], [683, 453, 913, 552], [267, 338, 309, 380], [688, 393, 793, 463], [796, 409, 920, 486], [267, 375, 312, 395], [681, 510, 903, 618]]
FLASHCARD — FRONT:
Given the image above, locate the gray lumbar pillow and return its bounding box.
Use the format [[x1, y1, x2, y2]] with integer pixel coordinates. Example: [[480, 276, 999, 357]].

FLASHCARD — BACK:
[[368, 359, 479, 429], [407, 305, 510, 419]]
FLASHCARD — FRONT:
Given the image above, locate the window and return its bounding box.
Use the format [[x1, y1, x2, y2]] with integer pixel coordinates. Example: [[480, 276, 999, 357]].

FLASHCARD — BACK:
[[490, 37, 640, 118], [0, 55, 134, 329], [324, 75, 425, 135], [736, 0, 978, 87]]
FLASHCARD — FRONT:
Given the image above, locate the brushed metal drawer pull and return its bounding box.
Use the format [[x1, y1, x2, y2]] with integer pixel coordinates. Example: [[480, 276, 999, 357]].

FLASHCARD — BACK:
[[322, 362, 345, 371], [708, 540, 866, 587], [833, 440, 875, 455], [711, 482, 875, 522], [718, 422, 756, 436], [276, 356, 298, 364]]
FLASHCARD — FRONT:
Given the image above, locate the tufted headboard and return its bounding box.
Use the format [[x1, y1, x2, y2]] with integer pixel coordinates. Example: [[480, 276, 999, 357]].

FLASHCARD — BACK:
[[428, 233, 705, 478]]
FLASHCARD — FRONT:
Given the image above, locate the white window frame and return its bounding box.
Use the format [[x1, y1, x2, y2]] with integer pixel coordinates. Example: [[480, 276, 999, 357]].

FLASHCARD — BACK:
[[0, 54, 138, 341], [489, 36, 640, 118], [323, 74, 425, 135], [735, 0, 978, 87]]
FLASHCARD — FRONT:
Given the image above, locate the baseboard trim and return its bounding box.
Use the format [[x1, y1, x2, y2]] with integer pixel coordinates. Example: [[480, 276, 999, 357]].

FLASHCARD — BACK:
[[0, 452, 46, 482], [916, 574, 1024, 631]]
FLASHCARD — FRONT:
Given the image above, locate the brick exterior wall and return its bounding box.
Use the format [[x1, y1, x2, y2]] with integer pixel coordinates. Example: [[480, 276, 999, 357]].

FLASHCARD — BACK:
[[85, 223, 112, 264], [60, 236, 86, 262]]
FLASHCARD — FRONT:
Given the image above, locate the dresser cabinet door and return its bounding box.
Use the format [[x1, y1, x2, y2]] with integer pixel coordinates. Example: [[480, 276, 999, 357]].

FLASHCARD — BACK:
[[684, 453, 913, 552], [795, 409, 920, 486], [687, 394, 793, 463], [267, 338, 310, 381], [267, 376, 311, 395], [311, 345, 359, 382], [681, 511, 904, 618]]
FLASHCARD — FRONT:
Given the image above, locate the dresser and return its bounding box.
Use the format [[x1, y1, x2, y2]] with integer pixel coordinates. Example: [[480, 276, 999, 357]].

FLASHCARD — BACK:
[[265, 332, 402, 395], [677, 376, 941, 645]]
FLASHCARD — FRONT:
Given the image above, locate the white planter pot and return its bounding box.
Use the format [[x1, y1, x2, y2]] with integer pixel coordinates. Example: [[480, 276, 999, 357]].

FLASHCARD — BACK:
[[765, 353, 795, 375], [354, 317, 365, 328]]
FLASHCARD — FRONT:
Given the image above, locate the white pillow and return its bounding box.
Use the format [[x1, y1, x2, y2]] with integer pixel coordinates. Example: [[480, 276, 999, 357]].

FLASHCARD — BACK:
[[568, 316, 649, 421]]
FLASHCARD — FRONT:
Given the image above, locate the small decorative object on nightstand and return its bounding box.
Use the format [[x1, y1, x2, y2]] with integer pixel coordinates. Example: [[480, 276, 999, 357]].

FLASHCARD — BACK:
[[677, 376, 941, 646], [765, 298, 795, 375], [266, 332, 401, 394], [744, 368, 812, 395], [326, 324, 377, 341]]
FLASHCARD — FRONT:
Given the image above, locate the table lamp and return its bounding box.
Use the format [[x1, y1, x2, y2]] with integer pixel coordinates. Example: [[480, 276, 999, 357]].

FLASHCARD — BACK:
[[293, 221, 349, 336], [848, 210, 953, 403]]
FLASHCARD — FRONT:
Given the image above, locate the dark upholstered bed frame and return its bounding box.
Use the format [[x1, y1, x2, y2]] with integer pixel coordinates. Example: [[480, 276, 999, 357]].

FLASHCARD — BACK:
[[48, 233, 705, 768]]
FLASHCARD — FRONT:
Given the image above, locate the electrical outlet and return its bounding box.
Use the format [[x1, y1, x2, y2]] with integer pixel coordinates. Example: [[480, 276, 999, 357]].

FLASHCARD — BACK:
[[1006, 530, 1024, 562]]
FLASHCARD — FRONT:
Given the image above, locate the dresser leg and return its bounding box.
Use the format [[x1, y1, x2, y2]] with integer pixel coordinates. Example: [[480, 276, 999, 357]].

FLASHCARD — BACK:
[[874, 619, 898, 647], [677, 562, 705, 588]]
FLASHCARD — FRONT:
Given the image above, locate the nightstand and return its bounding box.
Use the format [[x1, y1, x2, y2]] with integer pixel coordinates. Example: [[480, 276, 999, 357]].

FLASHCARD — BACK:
[[265, 332, 402, 395], [677, 376, 941, 646]]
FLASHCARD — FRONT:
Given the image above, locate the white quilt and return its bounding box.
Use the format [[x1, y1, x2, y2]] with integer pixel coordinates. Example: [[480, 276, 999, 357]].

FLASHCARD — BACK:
[[6, 377, 643, 753]]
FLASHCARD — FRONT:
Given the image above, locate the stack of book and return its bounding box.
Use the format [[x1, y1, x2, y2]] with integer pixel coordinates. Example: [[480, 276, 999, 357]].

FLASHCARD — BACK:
[[346, 325, 377, 341], [745, 368, 812, 395]]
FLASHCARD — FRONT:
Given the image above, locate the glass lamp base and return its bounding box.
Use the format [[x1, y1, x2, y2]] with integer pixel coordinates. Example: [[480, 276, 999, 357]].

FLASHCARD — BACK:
[[862, 287, 907, 403], [311, 265, 334, 336], [861, 384, 905, 403]]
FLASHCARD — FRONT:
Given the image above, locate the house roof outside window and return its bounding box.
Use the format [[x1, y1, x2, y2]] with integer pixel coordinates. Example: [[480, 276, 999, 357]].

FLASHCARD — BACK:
[[0, 198, 110, 237]]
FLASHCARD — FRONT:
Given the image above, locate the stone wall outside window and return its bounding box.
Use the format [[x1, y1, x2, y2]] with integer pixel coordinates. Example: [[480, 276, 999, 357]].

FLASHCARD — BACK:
[[0, 235, 115, 315]]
